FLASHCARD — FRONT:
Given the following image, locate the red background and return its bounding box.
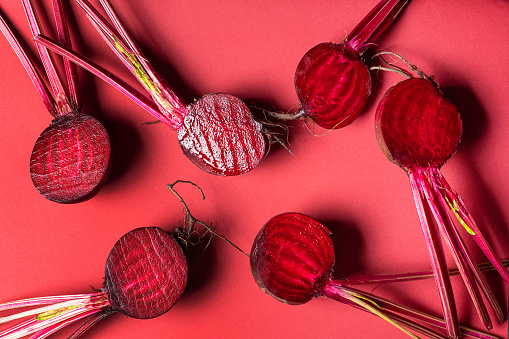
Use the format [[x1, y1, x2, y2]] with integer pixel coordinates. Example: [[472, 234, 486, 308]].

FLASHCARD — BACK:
[[1, 0, 509, 338]]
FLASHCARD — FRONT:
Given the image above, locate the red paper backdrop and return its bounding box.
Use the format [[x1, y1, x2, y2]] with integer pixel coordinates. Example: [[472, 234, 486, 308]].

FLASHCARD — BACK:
[[1, 0, 508, 338]]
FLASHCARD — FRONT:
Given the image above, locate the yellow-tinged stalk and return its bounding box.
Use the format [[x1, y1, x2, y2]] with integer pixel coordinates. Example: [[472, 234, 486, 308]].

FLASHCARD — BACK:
[[113, 37, 173, 113], [338, 288, 421, 339]]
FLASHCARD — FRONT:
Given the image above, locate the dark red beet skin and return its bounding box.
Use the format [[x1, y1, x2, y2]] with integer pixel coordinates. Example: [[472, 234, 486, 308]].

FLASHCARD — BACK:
[[295, 43, 371, 129], [178, 93, 266, 176], [30, 112, 111, 203], [250, 213, 335, 304], [375, 77, 462, 171], [104, 227, 187, 319]]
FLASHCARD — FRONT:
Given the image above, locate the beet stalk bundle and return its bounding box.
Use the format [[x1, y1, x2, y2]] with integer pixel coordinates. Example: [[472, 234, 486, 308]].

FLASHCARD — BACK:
[[267, 0, 409, 130], [251, 213, 501, 339], [0, 1, 111, 203], [32, 0, 267, 176], [373, 55, 509, 338]]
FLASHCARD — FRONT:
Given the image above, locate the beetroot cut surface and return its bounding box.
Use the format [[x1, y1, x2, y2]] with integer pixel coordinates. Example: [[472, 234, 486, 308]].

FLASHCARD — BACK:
[[104, 227, 188, 319], [178, 93, 266, 176], [30, 112, 111, 203]]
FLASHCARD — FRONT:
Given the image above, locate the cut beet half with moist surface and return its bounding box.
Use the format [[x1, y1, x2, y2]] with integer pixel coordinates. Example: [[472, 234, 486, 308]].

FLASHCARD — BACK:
[[375, 75, 509, 338], [34, 0, 266, 176], [250, 213, 498, 339], [0, 0, 111, 203]]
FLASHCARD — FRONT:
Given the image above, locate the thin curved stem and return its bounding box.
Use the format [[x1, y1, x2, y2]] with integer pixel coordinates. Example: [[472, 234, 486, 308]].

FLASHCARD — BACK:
[[166, 180, 250, 257], [68, 309, 115, 339], [373, 51, 432, 81], [370, 65, 412, 78], [264, 108, 307, 121]]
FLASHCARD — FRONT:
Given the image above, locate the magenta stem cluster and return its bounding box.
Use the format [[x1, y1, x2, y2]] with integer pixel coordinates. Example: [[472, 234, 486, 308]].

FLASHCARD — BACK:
[[345, 0, 409, 52], [0, 0, 79, 118], [323, 280, 499, 339], [19, 0, 80, 117], [0, 292, 110, 339], [76, 0, 187, 129], [409, 166, 508, 337]]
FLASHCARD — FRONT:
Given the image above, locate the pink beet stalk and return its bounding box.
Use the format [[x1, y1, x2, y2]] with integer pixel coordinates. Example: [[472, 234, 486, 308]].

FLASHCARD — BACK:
[[76, 0, 186, 130], [268, 0, 409, 130], [338, 259, 509, 285], [0, 2, 111, 203], [374, 60, 509, 338], [250, 213, 499, 339], [35, 0, 267, 176], [345, 0, 409, 51]]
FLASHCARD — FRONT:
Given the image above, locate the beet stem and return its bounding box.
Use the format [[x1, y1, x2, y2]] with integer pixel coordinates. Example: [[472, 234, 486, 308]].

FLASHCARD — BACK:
[[345, 0, 409, 52], [326, 287, 447, 339], [99, 0, 186, 115], [323, 283, 420, 338], [167, 180, 249, 256], [334, 283, 501, 339], [0, 292, 110, 339], [26, 309, 104, 339], [339, 259, 509, 285], [431, 168, 509, 284], [75, 0, 187, 130], [34, 35, 164, 119], [0, 293, 100, 312], [420, 168, 493, 329], [426, 168, 505, 323], [344, 299, 450, 339], [323, 280, 501, 338], [22, 0, 73, 116], [67, 309, 114, 339], [51, 0, 81, 111], [409, 169, 460, 339], [0, 9, 57, 116]]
